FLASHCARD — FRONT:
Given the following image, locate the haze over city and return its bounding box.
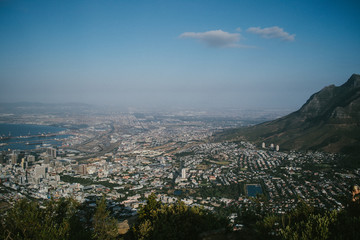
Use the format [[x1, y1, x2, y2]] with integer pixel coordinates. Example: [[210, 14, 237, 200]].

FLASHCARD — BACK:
[[1, 0, 359, 111]]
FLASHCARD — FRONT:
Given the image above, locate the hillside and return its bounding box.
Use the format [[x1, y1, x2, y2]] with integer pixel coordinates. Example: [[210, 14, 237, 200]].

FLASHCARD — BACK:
[[215, 74, 360, 160]]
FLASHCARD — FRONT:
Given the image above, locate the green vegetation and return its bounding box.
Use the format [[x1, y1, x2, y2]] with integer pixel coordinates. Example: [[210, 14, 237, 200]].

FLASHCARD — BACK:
[[92, 197, 118, 240], [0, 194, 228, 240], [174, 151, 195, 158], [0, 196, 120, 240], [60, 175, 119, 189], [194, 182, 244, 199], [206, 159, 230, 165], [196, 164, 210, 170], [1, 194, 360, 239], [128, 193, 228, 240], [253, 200, 360, 240], [0, 198, 91, 240]]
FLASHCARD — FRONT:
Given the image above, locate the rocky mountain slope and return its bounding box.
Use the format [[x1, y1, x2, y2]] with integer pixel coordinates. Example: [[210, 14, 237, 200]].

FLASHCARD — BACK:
[[215, 74, 360, 158]]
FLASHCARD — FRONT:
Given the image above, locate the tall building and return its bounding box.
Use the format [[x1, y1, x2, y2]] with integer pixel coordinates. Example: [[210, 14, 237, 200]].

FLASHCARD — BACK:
[[262, 142, 266, 148], [20, 158, 26, 169], [78, 164, 87, 175], [47, 147, 57, 158], [27, 155, 35, 162], [181, 168, 187, 179], [276, 145, 280, 151], [20, 176, 27, 185], [45, 156, 50, 164], [34, 165, 47, 180], [10, 152, 18, 165]]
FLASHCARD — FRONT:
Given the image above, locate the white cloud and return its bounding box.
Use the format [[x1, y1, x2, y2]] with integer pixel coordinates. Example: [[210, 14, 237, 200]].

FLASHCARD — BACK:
[[179, 30, 250, 48], [247, 26, 295, 41]]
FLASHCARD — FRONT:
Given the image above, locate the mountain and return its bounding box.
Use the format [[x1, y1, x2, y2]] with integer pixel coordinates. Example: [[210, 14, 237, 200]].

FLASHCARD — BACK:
[[0, 102, 96, 115], [215, 74, 360, 161]]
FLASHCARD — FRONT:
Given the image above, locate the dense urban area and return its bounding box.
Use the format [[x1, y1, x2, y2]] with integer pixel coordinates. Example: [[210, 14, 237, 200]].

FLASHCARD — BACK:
[[0, 111, 358, 233]]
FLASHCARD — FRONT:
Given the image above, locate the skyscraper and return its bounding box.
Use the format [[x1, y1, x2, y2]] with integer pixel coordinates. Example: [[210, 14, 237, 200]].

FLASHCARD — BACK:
[[78, 164, 87, 175], [34, 165, 48, 180], [181, 168, 187, 179], [47, 147, 57, 158], [10, 152, 18, 165]]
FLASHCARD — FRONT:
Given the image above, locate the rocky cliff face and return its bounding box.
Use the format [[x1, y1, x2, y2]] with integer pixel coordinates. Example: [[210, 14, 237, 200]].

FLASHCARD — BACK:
[[216, 74, 360, 160], [296, 74, 360, 123]]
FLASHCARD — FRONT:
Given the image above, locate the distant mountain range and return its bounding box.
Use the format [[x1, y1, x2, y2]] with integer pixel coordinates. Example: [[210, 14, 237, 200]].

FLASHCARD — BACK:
[[215, 74, 360, 164], [0, 102, 97, 115]]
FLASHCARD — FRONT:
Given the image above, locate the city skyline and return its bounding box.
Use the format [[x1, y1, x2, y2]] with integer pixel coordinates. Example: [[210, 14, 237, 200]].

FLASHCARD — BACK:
[[1, 0, 359, 110]]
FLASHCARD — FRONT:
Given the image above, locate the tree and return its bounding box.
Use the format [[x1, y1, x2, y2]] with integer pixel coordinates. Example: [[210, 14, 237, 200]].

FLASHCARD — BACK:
[[130, 193, 228, 240], [254, 199, 360, 240], [0, 198, 90, 240], [92, 196, 119, 240], [1, 199, 43, 240], [279, 210, 337, 240]]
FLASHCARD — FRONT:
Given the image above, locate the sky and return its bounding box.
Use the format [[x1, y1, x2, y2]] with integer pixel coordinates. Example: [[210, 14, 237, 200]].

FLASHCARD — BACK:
[[1, 0, 359, 111]]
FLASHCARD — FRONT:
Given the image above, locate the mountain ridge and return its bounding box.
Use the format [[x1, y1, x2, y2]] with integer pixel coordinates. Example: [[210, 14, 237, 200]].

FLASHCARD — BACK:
[[215, 74, 360, 164]]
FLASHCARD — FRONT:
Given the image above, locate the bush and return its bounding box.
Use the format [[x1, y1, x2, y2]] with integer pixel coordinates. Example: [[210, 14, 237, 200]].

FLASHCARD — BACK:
[[0, 198, 90, 240], [129, 194, 228, 240]]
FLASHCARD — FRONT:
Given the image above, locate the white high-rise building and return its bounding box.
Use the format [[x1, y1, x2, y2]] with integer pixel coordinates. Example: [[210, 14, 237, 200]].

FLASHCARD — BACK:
[[34, 165, 47, 179], [276, 145, 280, 151], [181, 168, 187, 179], [262, 142, 266, 148]]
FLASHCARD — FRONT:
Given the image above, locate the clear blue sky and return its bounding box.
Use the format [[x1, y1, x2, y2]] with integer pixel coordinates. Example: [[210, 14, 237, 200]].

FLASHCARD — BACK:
[[1, 0, 359, 111]]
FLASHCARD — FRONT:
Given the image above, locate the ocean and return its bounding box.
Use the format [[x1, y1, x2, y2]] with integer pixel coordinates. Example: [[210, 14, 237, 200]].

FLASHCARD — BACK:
[[0, 123, 68, 151]]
